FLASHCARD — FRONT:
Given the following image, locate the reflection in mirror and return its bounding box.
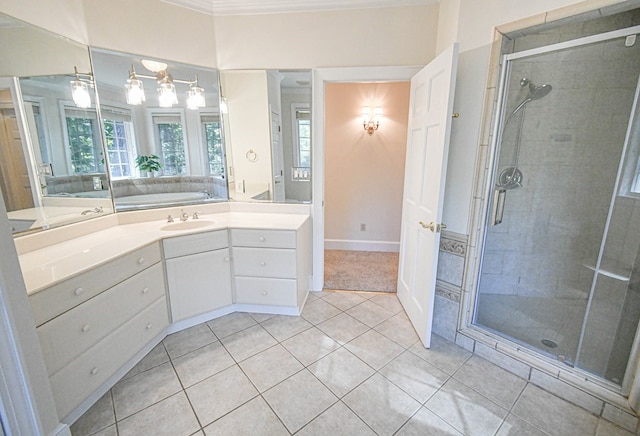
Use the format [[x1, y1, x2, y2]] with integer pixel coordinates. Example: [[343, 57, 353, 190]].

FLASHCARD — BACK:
[[90, 48, 228, 211], [221, 70, 311, 203], [0, 12, 114, 236]]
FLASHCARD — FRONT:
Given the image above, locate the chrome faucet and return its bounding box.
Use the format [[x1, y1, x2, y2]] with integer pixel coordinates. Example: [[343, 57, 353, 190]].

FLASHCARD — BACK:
[[180, 210, 189, 222], [167, 214, 174, 223], [81, 207, 103, 215]]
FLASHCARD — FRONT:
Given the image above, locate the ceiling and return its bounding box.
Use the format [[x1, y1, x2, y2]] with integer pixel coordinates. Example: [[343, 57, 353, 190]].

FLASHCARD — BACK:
[[162, 0, 437, 16]]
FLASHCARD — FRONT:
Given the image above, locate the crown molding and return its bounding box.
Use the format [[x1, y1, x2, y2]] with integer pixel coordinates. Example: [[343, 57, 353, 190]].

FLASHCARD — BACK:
[[162, 0, 437, 16]]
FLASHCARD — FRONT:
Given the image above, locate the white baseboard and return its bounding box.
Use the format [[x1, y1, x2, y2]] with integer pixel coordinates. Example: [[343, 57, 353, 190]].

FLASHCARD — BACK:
[[324, 239, 399, 252]]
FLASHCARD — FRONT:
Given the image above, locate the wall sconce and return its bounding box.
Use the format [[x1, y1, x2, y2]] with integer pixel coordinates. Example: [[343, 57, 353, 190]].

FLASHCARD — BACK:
[[362, 106, 382, 135], [70, 66, 94, 109], [124, 61, 205, 110]]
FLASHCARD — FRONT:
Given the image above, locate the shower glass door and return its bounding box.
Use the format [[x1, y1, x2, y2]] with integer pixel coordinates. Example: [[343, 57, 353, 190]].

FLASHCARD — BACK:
[[474, 27, 640, 385]]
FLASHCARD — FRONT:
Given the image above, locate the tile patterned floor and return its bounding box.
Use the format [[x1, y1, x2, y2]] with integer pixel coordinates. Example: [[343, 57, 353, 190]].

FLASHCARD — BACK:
[[71, 291, 635, 436]]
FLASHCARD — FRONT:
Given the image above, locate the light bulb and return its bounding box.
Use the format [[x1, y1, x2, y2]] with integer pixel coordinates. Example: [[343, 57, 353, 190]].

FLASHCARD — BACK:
[[186, 85, 205, 110], [158, 82, 178, 108], [125, 78, 145, 105], [70, 79, 91, 109]]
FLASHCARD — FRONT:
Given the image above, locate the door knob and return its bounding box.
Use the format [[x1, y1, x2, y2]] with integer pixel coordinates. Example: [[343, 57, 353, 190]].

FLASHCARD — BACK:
[[419, 221, 447, 233]]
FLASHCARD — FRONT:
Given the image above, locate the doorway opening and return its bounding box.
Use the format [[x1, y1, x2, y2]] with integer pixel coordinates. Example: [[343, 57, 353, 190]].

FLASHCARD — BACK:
[[322, 81, 410, 293]]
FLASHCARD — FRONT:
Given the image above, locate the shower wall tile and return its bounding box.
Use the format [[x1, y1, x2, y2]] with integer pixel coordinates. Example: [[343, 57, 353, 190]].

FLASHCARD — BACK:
[[436, 252, 464, 288], [602, 404, 639, 433], [529, 369, 604, 415], [454, 334, 476, 353], [432, 295, 458, 342], [474, 342, 531, 380]]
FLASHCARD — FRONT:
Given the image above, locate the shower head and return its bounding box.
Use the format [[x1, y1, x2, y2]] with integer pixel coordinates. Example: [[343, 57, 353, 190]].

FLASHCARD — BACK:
[[527, 83, 552, 100], [507, 78, 553, 117]]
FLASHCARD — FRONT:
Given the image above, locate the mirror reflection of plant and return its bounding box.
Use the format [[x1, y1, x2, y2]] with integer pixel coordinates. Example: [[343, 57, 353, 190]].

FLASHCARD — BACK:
[[135, 154, 162, 173]]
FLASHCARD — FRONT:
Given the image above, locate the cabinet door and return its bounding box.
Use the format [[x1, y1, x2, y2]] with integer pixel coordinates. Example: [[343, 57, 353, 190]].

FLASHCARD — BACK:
[[166, 248, 232, 322]]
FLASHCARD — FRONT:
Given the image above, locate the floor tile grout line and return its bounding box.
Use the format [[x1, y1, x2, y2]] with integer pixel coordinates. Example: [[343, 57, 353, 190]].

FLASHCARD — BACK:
[[166, 352, 206, 434]]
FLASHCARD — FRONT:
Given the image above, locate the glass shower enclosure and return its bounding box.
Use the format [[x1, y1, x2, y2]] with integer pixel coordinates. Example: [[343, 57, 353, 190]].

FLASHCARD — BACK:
[[474, 25, 640, 387]]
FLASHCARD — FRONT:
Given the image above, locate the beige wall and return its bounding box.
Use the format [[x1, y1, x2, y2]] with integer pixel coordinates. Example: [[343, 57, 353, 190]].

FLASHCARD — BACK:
[[0, 0, 87, 43], [83, 0, 217, 67], [325, 82, 409, 250], [213, 5, 439, 69]]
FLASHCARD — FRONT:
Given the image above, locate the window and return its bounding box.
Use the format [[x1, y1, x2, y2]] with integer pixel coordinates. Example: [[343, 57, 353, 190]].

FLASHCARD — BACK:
[[64, 108, 102, 174], [102, 109, 135, 178], [152, 114, 186, 176], [201, 114, 224, 175], [293, 105, 311, 167]]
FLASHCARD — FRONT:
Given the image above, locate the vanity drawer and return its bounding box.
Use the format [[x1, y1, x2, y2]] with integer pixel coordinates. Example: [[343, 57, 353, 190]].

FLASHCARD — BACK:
[[235, 277, 297, 306], [231, 229, 296, 249], [49, 296, 168, 420], [163, 230, 228, 259], [232, 247, 296, 278], [38, 263, 165, 376], [30, 242, 162, 326]]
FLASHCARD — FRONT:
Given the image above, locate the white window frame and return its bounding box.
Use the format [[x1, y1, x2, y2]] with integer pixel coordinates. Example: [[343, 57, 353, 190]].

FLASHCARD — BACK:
[[101, 112, 136, 179], [291, 103, 311, 168], [147, 108, 189, 177]]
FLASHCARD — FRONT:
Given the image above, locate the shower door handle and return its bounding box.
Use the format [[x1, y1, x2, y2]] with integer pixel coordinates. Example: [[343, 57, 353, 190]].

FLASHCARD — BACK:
[[419, 221, 447, 233]]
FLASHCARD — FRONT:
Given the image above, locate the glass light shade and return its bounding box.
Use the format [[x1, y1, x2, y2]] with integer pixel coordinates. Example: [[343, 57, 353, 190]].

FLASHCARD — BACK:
[[125, 78, 145, 105], [186, 85, 205, 110], [374, 106, 383, 118], [158, 82, 178, 108], [362, 106, 370, 123], [70, 79, 91, 109]]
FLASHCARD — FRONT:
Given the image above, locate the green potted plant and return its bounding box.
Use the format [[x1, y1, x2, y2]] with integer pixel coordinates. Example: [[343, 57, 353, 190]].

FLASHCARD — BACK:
[[135, 154, 162, 177]]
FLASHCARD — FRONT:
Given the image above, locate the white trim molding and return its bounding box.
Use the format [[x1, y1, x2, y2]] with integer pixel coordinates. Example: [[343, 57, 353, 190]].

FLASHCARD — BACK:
[[324, 239, 399, 252], [162, 0, 437, 16]]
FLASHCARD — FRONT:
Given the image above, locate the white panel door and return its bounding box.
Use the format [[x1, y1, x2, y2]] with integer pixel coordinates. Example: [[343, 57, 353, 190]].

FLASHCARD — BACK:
[[397, 44, 459, 348]]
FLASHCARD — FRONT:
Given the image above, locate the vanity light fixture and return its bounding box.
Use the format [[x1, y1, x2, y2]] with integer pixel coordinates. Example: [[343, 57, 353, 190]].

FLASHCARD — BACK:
[[362, 106, 382, 135], [186, 74, 206, 110], [124, 62, 204, 109], [125, 66, 146, 105], [70, 66, 93, 109]]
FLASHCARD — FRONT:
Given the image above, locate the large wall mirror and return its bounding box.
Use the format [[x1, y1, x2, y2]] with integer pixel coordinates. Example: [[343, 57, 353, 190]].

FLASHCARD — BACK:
[[0, 12, 113, 235], [90, 48, 228, 210], [221, 69, 311, 203]]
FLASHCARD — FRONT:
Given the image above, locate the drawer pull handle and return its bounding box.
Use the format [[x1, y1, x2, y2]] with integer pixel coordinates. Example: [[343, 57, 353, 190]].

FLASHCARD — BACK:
[[259, 236, 266, 242], [260, 261, 266, 266], [137, 257, 145, 265], [146, 323, 153, 330], [261, 290, 268, 296], [74, 287, 84, 296], [142, 287, 149, 294], [81, 324, 90, 333], [90, 367, 99, 375]]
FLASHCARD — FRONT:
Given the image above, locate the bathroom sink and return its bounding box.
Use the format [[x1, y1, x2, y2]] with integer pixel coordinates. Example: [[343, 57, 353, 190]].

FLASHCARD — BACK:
[[160, 220, 214, 231]]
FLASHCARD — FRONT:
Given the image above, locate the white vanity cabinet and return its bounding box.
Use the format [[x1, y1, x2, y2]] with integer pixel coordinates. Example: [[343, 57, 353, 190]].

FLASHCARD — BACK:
[[231, 223, 311, 313], [29, 242, 168, 419], [163, 230, 233, 322]]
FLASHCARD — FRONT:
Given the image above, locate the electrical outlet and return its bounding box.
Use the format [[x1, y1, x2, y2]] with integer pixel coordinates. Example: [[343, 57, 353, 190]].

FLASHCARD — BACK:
[[360, 223, 366, 231]]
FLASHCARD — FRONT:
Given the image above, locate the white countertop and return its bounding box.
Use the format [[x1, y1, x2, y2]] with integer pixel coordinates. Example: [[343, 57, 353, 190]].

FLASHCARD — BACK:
[[19, 211, 309, 295]]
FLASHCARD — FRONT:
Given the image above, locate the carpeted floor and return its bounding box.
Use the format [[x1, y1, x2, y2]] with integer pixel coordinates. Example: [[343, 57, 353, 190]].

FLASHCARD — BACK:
[[324, 249, 399, 293]]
